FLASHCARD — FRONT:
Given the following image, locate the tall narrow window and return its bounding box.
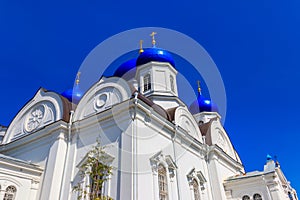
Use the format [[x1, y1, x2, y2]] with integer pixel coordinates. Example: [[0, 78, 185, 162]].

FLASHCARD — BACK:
[[158, 164, 168, 200], [90, 162, 103, 199], [253, 193, 262, 200], [193, 179, 201, 200], [170, 75, 175, 92], [89, 161, 112, 200], [3, 185, 17, 200], [143, 74, 151, 92], [73, 141, 113, 200]]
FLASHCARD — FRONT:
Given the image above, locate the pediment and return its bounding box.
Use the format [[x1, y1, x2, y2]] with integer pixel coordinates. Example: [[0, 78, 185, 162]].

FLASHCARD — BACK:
[[187, 167, 207, 184], [73, 77, 133, 121], [174, 106, 202, 142], [210, 120, 236, 159], [3, 88, 71, 143]]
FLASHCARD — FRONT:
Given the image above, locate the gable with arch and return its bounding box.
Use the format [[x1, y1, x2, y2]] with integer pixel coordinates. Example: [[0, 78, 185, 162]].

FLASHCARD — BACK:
[[209, 118, 239, 161], [2, 88, 72, 144], [72, 77, 133, 121], [174, 106, 203, 142]]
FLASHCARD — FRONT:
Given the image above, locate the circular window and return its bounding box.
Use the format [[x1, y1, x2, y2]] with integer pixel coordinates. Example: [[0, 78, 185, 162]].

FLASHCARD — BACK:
[[242, 195, 250, 200], [95, 93, 108, 109], [253, 193, 262, 200]]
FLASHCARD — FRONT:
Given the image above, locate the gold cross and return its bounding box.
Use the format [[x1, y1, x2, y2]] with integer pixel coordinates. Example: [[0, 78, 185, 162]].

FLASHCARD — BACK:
[[76, 72, 81, 85], [197, 80, 201, 93], [139, 40, 144, 54], [150, 32, 157, 46]]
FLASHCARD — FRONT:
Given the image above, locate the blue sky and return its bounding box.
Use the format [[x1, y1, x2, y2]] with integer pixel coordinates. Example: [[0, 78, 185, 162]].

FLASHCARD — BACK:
[[1, 0, 300, 192]]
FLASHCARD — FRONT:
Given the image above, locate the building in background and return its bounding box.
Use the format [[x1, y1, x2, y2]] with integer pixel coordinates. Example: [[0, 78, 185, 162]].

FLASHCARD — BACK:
[[0, 36, 297, 200]]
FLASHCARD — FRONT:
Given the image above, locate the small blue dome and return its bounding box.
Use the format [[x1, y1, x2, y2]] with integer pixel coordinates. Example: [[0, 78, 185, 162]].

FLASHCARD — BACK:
[[61, 85, 83, 104], [136, 48, 175, 67], [113, 58, 137, 80], [189, 94, 218, 114]]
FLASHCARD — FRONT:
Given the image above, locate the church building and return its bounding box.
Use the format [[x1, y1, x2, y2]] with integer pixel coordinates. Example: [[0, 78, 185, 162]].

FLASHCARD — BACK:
[[0, 34, 297, 200]]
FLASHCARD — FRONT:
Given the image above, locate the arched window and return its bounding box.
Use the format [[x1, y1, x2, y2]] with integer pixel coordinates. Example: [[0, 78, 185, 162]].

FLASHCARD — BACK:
[[253, 193, 262, 200], [193, 179, 201, 200], [3, 185, 17, 200], [170, 75, 175, 92], [143, 74, 151, 92], [158, 164, 168, 200], [242, 195, 250, 200]]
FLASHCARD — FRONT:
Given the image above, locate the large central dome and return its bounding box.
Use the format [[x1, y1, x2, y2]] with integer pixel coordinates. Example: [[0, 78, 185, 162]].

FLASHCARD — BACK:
[[113, 47, 176, 80], [113, 58, 137, 80], [136, 48, 175, 67]]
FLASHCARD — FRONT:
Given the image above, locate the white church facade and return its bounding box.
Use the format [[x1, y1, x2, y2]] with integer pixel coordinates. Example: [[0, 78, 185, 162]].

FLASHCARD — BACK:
[[0, 35, 297, 200]]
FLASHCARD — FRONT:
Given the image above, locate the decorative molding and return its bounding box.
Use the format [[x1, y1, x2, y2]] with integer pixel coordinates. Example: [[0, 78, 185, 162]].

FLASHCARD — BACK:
[[216, 130, 227, 153], [94, 93, 109, 110], [211, 124, 237, 162], [14, 101, 56, 140], [24, 104, 45, 133], [73, 77, 132, 121], [3, 89, 65, 144], [77, 150, 115, 170], [174, 106, 202, 143], [186, 168, 207, 190], [150, 151, 177, 179]]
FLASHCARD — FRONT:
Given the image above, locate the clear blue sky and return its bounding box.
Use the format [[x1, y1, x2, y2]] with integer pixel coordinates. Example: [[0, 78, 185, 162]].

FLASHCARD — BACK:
[[1, 0, 299, 192]]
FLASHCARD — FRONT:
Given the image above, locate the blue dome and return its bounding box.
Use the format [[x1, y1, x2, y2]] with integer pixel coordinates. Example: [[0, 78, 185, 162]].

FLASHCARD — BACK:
[[136, 48, 175, 67], [61, 84, 83, 104], [113, 58, 137, 80], [189, 94, 218, 114]]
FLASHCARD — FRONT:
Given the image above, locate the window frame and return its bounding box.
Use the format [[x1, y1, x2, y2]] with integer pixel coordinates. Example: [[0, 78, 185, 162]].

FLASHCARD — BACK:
[[3, 185, 17, 200], [192, 179, 201, 200], [150, 151, 177, 200], [170, 75, 175, 92], [89, 161, 106, 199], [74, 146, 114, 200], [242, 195, 250, 200], [253, 193, 262, 200], [143, 74, 151, 92], [158, 164, 168, 200]]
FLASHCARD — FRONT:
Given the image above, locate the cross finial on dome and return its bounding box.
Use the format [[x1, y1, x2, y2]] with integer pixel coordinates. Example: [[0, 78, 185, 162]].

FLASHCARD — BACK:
[[197, 80, 202, 94], [150, 32, 157, 47], [139, 40, 144, 54], [76, 72, 81, 85]]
